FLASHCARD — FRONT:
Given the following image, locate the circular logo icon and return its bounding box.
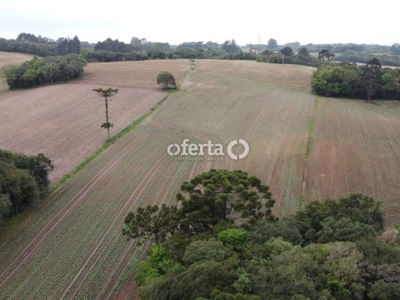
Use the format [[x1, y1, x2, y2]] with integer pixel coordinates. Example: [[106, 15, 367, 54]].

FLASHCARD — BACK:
[[167, 143, 181, 156], [227, 139, 250, 160]]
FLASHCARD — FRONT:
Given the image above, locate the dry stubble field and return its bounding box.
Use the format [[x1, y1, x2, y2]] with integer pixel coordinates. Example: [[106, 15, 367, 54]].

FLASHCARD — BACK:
[[0, 52, 191, 182], [0, 58, 400, 299]]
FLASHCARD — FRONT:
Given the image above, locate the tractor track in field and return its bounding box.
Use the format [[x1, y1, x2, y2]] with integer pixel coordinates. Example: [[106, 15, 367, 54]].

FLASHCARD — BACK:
[[217, 89, 252, 130], [246, 90, 277, 140]]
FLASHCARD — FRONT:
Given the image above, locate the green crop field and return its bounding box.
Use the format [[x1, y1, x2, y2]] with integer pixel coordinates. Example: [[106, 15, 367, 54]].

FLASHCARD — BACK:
[[1, 58, 400, 299]]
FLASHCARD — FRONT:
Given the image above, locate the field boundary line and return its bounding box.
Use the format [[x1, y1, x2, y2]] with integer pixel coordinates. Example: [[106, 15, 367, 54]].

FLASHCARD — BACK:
[[301, 96, 319, 206]]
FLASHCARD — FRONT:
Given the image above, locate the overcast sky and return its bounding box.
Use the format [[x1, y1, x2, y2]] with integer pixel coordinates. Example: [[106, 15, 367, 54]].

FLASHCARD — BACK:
[[1, 0, 399, 46]]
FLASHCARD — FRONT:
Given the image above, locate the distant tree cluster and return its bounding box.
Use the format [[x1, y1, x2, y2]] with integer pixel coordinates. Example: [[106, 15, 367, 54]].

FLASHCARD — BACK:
[[335, 52, 400, 67], [81, 38, 256, 62], [57, 36, 81, 55], [221, 39, 241, 53], [391, 44, 400, 55], [120, 169, 400, 300], [312, 58, 400, 100], [0, 33, 82, 57], [0, 149, 53, 227], [17, 32, 56, 44], [257, 46, 317, 66], [303, 43, 389, 54], [4, 54, 87, 89], [82, 50, 149, 62], [0, 38, 57, 57], [94, 38, 133, 53]]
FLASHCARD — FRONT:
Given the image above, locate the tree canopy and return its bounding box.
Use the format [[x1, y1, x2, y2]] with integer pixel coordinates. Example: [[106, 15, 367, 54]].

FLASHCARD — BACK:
[[0, 149, 53, 228], [156, 71, 176, 89], [267, 38, 278, 49], [312, 58, 400, 100], [4, 54, 87, 89], [121, 169, 398, 300], [92, 87, 119, 140]]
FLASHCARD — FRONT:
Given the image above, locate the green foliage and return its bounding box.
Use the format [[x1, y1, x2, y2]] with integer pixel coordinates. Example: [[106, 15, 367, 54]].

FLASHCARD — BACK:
[[218, 229, 248, 248], [4, 54, 87, 89], [295, 194, 384, 244], [140, 260, 235, 300], [263, 237, 294, 257], [247, 218, 302, 245], [280, 47, 294, 57], [0, 149, 52, 224], [362, 58, 383, 100], [312, 58, 400, 100], [127, 171, 394, 300], [322, 242, 364, 299], [135, 244, 180, 286], [267, 38, 278, 49], [222, 40, 241, 54], [253, 249, 320, 300], [368, 280, 400, 299], [317, 217, 378, 243], [201, 289, 261, 300], [318, 49, 335, 61], [57, 36, 81, 55], [183, 239, 231, 265], [156, 71, 176, 89], [335, 51, 400, 67], [177, 169, 276, 235], [122, 204, 178, 244], [0, 194, 12, 224], [257, 47, 316, 66]]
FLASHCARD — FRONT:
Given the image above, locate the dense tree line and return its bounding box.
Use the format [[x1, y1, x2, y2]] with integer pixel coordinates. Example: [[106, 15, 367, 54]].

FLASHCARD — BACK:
[[81, 46, 253, 62], [94, 38, 134, 53], [304, 43, 392, 54], [4, 54, 87, 88], [17, 33, 56, 44], [0, 34, 82, 57], [57, 36, 81, 55], [312, 58, 400, 100], [122, 169, 400, 300], [0, 38, 58, 57], [0, 149, 53, 227], [335, 52, 400, 67]]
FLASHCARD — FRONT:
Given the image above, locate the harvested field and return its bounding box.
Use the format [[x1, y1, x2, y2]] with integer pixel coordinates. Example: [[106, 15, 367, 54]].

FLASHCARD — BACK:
[[1, 59, 400, 299], [0, 58, 190, 182], [195, 59, 316, 89], [306, 97, 400, 226]]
